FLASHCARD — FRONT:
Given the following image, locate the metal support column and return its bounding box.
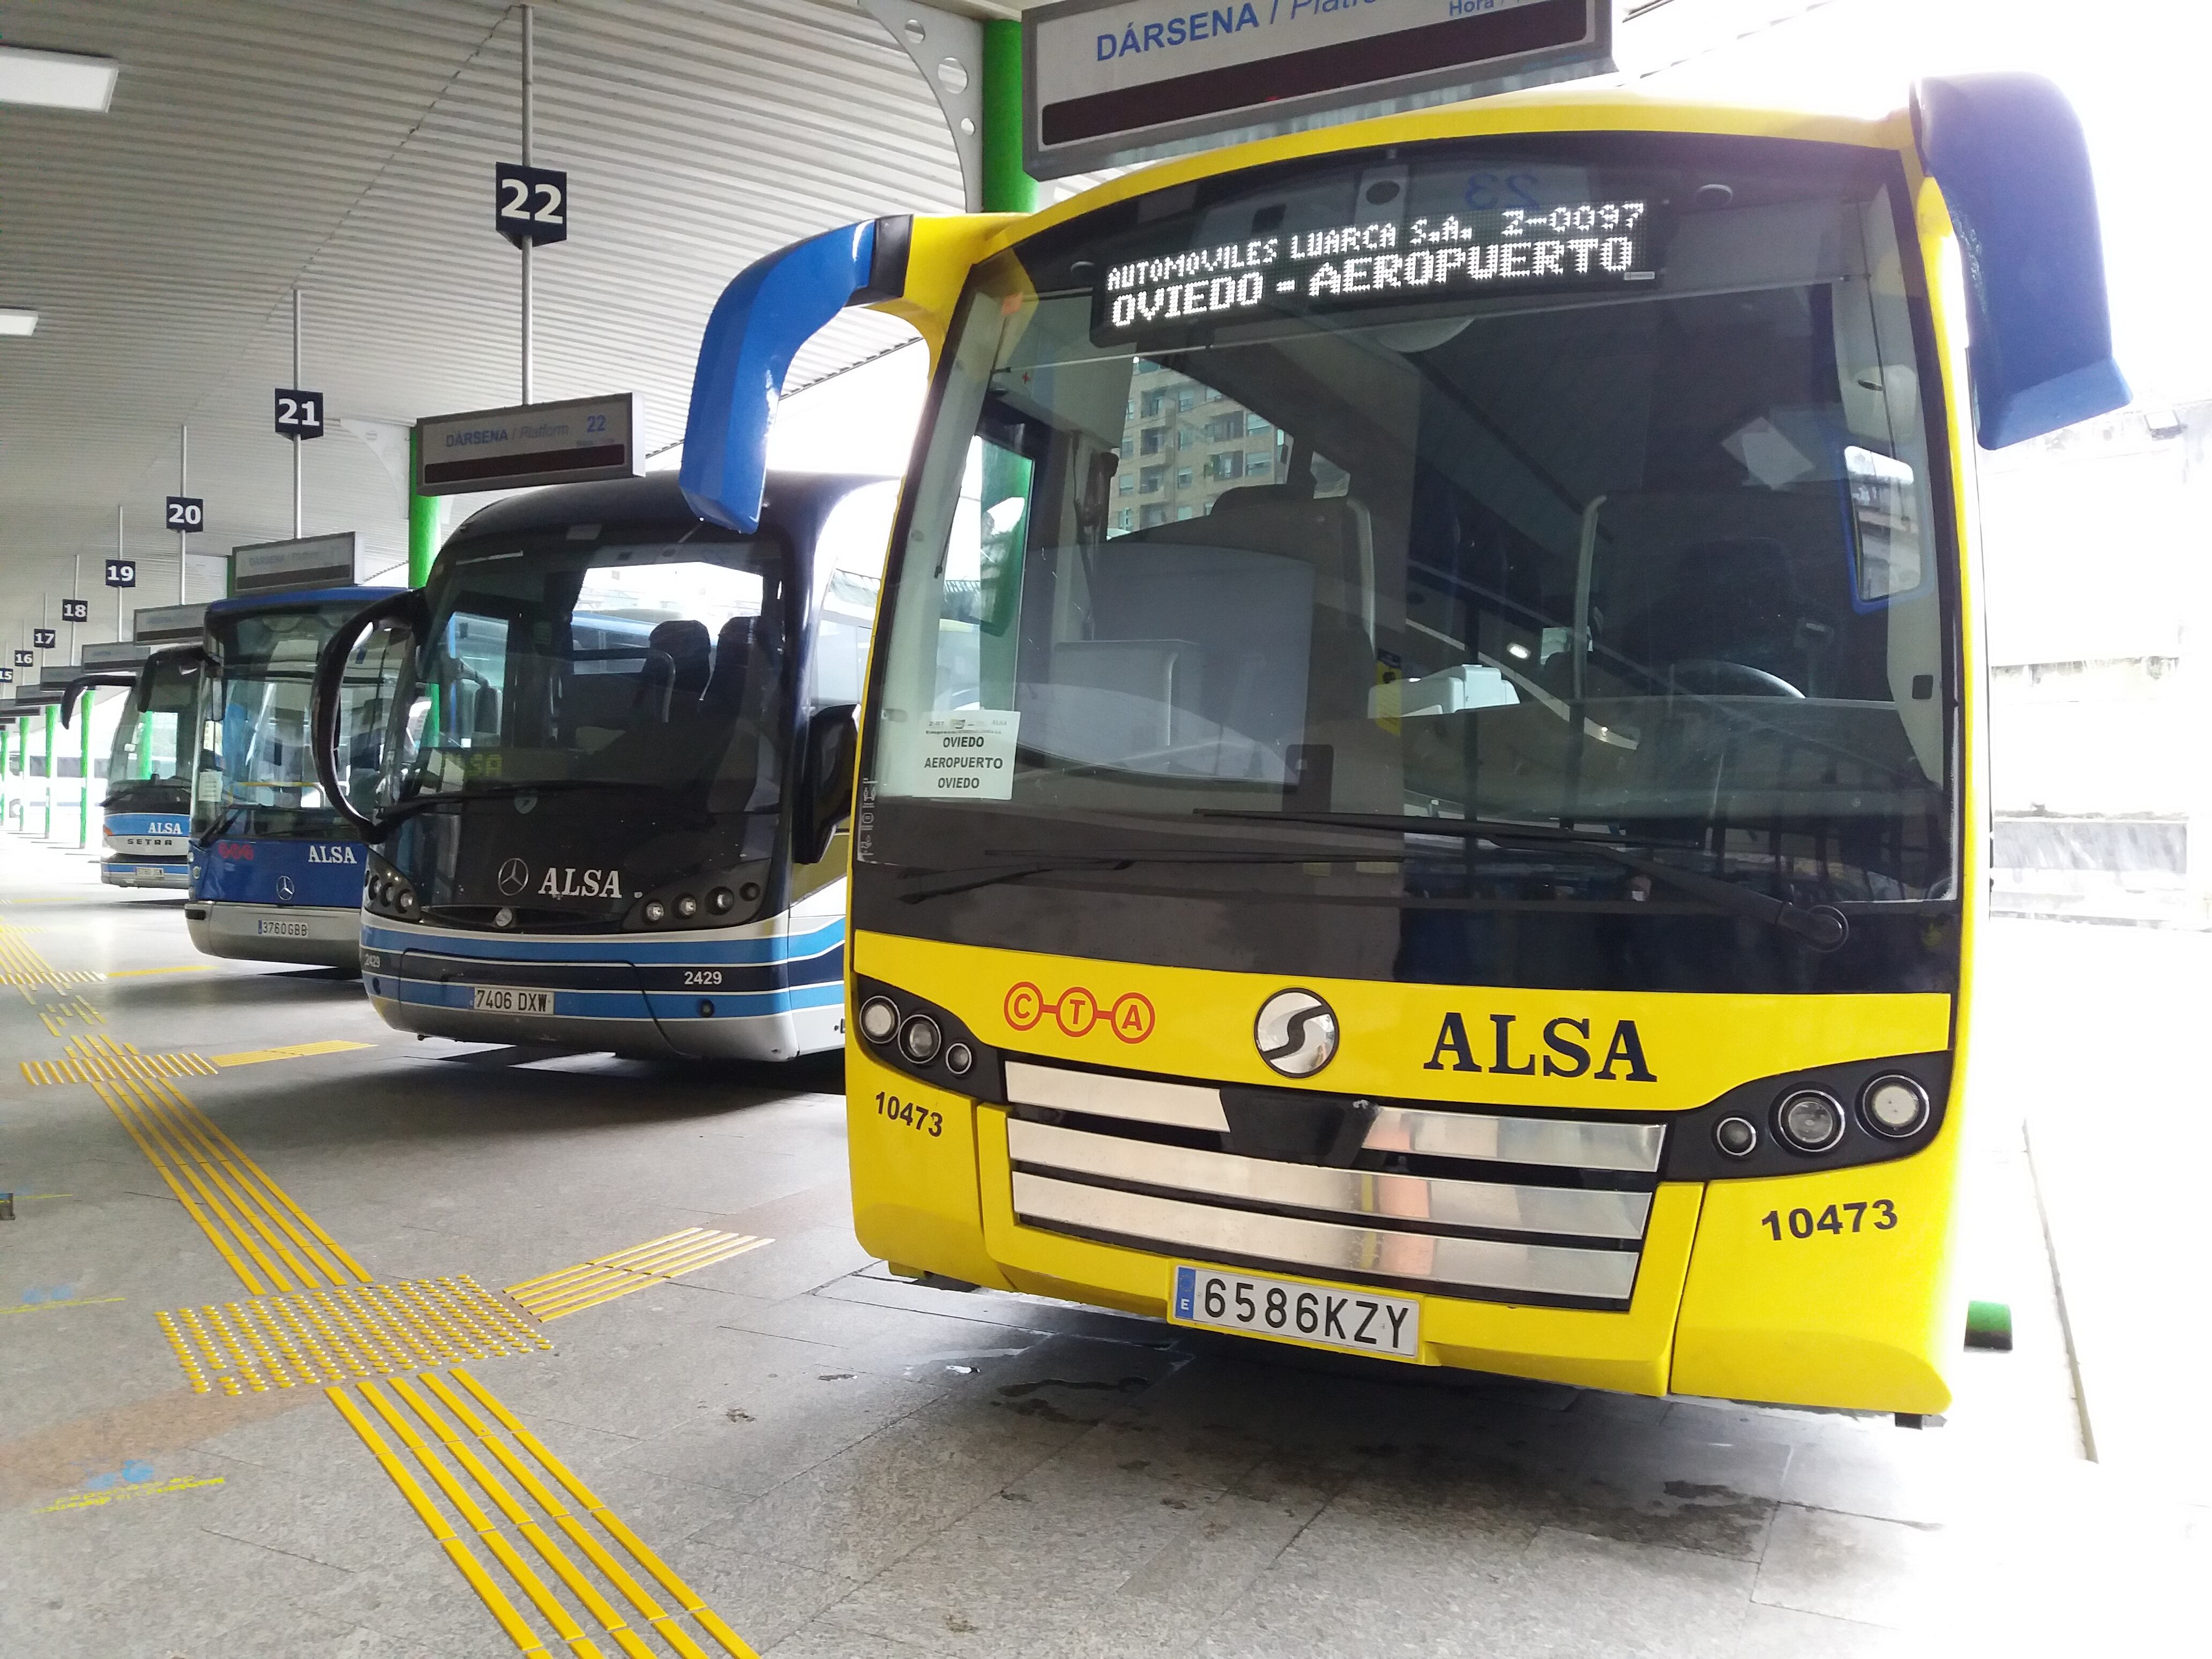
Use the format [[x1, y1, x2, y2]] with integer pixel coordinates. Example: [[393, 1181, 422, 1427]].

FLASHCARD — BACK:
[[177, 424, 189, 601], [292, 287, 304, 537], [520, 3, 535, 405], [408, 427, 439, 586]]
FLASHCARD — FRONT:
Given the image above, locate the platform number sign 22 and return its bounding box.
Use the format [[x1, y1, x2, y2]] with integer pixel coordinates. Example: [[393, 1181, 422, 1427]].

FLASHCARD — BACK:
[[62, 599, 88, 623], [104, 559, 137, 589], [274, 388, 325, 440], [164, 496, 205, 533], [495, 162, 567, 246]]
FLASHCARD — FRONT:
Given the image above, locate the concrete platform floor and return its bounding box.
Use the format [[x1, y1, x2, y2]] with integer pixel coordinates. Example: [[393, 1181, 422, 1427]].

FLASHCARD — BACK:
[[1, 839, 2203, 1658]]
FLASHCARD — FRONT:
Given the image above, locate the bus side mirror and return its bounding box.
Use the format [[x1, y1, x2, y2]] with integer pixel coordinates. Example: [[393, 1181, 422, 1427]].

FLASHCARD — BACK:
[[311, 591, 424, 840], [1914, 73, 2131, 447], [794, 704, 858, 868]]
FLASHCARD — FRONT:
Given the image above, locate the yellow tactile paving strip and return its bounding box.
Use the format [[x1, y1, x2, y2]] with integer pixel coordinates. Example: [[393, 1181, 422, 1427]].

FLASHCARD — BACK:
[[0, 923, 103, 992], [156, 1279, 552, 1395], [331, 1368, 759, 1659], [508, 1229, 772, 1321], [27, 1033, 370, 1295]]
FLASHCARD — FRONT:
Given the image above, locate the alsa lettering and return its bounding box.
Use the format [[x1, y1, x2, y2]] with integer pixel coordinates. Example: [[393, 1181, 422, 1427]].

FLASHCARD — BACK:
[[537, 867, 623, 899], [1422, 1012, 1656, 1082], [305, 845, 360, 865]]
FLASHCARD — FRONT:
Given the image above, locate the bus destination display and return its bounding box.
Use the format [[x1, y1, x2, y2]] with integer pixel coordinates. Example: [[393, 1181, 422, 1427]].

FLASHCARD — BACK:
[[1096, 197, 1655, 338]]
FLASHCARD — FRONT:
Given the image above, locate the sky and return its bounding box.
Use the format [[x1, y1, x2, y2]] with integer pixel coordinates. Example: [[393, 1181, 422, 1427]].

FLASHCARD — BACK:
[[765, 0, 2212, 474]]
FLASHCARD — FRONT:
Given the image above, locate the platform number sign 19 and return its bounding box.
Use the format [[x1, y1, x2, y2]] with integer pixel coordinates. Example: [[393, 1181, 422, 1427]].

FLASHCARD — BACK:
[[274, 388, 325, 440], [165, 496, 205, 533], [104, 559, 137, 589], [495, 162, 568, 246], [33, 628, 56, 649], [62, 598, 88, 623]]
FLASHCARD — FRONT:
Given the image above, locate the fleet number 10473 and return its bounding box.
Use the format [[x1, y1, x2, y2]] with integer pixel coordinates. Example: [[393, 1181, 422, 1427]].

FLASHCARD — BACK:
[[1761, 1200, 1896, 1240]]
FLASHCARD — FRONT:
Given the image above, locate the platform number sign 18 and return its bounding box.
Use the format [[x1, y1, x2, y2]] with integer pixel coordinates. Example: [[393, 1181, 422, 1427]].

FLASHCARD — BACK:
[[62, 598, 88, 623], [274, 388, 325, 440], [165, 496, 205, 533], [495, 162, 568, 247], [104, 559, 137, 589], [33, 627, 56, 649]]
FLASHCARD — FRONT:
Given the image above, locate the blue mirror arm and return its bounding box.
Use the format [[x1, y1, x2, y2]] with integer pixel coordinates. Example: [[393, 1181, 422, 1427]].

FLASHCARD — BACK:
[[681, 216, 913, 532]]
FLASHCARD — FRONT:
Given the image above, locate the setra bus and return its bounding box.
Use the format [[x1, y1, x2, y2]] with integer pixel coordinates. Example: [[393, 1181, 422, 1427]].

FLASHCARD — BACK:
[[61, 605, 212, 888], [677, 74, 2127, 1415], [307, 472, 895, 1061], [186, 585, 401, 968]]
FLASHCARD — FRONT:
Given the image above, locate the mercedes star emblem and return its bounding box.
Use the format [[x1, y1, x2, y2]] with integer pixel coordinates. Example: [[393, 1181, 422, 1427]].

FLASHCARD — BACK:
[[1254, 988, 1338, 1078], [497, 857, 531, 896], [276, 875, 295, 902]]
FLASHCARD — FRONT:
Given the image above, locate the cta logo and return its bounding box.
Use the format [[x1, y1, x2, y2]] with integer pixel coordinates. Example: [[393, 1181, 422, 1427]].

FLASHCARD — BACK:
[[1255, 989, 1337, 1078], [1423, 1012, 1656, 1082], [1005, 982, 1155, 1043], [307, 845, 359, 865]]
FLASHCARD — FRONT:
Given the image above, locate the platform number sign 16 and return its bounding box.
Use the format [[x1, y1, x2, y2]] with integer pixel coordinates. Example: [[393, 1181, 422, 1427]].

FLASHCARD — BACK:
[[165, 496, 205, 533], [12, 649, 29, 667], [274, 388, 325, 440], [495, 162, 568, 247], [104, 559, 137, 589], [62, 599, 88, 623], [33, 627, 56, 649]]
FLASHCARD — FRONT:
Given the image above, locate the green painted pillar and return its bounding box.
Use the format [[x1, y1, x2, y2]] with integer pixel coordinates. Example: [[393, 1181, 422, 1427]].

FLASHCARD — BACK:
[[138, 711, 154, 780], [981, 20, 1037, 215], [1, 719, 11, 825], [409, 425, 440, 587], [79, 690, 94, 847], [42, 703, 56, 839]]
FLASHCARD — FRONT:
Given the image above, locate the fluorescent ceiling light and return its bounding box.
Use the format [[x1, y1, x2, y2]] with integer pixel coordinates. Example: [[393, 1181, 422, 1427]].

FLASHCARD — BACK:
[[0, 44, 119, 112], [0, 310, 38, 337]]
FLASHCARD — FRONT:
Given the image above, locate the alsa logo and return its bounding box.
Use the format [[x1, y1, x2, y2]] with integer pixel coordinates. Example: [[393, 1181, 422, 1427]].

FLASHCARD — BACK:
[[307, 845, 359, 865], [539, 867, 623, 899], [147, 819, 186, 835], [1424, 1012, 1656, 1082]]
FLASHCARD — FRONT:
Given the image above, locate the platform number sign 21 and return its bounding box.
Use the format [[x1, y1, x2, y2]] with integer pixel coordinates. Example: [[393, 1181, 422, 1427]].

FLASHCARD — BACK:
[[274, 388, 325, 440], [62, 599, 88, 623], [104, 559, 137, 589], [495, 162, 567, 246], [165, 496, 204, 532]]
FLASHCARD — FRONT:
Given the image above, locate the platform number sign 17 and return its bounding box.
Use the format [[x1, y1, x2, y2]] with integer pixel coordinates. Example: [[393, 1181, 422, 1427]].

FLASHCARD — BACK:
[[495, 162, 568, 246], [165, 496, 204, 533], [104, 559, 137, 589], [274, 388, 325, 440], [62, 599, 88, 623], [33, 628, 56, 649]]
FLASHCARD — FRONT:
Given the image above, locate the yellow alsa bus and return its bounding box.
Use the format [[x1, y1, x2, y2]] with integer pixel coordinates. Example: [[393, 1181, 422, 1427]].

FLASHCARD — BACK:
[[677, 75, 2125, 1416]]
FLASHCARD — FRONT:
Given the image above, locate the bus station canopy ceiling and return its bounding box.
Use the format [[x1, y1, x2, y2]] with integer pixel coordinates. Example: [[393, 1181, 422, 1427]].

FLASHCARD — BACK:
[[0, 0, 971, 638], [0, 0, 1833, 652]]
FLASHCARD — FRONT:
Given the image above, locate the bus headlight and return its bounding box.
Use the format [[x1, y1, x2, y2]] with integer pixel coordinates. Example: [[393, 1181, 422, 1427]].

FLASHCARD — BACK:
[[1713, 1116, 1757, 1158], [676, 894, 699, 918], [898, 1015, 942, 1065], [709, 887, 735, 914], [1775, 1089, 1846, 1154], [1860, 1074, 1930, 1138], [642, 900, 666, 924], [857, 996, 899, 1043]]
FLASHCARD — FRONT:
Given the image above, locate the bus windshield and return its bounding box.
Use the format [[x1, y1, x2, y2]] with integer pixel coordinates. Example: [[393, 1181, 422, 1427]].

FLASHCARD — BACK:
[[196, 603, 383, 839], [106, 649, 202, 812], [869, 137, 1954, 908], [376, 517, 794, 817]]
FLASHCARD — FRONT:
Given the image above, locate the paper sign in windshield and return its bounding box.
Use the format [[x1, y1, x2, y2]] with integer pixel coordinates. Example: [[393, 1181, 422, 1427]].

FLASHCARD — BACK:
[[918, 710, 1021, 800]]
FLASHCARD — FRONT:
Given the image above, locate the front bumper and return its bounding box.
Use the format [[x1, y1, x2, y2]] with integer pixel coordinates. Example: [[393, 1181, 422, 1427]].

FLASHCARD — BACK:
[[185, 902, 362, 970], [103, 859, 192, 890]]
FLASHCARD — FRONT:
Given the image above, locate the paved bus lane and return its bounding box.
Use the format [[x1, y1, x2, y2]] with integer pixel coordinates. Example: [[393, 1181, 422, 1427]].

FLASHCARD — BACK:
[[1, 842, 2203, 1657]]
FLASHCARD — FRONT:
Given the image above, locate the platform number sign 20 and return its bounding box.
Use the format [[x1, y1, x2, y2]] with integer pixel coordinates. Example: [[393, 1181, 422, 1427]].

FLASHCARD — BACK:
[[274, 388, 325, 440], [164, 496, 205, 533], [495, 162, 567, 246], [62, 599, 88, 623], [104, 559, 137, 589]]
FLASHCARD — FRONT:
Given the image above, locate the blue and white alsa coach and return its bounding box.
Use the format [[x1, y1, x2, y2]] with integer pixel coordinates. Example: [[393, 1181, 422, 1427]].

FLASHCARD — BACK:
[[310, 472, 893, 1062]]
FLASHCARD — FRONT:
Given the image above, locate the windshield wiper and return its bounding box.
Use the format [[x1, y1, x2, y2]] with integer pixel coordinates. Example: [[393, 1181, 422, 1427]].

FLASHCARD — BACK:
[[892, 847, 1324, 902], [380, 778, 692, 828], [1197, 809, 1850, 950]]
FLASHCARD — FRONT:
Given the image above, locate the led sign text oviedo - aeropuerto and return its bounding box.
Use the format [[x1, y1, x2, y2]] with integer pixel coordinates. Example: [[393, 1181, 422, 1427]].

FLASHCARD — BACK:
[[1094, 196, 1653, 338]]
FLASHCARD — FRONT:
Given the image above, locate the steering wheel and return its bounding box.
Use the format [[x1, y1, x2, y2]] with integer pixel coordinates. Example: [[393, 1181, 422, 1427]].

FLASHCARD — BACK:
[[1668, 659, 1804, 698]]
